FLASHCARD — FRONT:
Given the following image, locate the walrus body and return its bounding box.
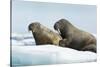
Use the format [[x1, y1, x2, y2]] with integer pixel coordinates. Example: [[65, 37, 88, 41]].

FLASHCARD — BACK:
[[54, 19, 96, 53], [28, 22, 62, 45]]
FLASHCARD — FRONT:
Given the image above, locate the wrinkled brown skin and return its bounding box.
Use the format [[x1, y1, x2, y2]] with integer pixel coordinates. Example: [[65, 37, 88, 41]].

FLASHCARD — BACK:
[[54, 19, 97, 53], [28, 22, 62, 46]]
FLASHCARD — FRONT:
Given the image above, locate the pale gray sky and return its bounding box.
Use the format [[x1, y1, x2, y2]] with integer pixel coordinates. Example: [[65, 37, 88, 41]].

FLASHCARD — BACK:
[[12, 0, 97, 34]]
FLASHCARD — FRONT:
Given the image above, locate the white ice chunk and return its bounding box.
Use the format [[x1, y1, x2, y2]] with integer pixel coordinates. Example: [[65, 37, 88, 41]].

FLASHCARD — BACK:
[[22, 39, 35, 46], [12, 45, 96, 66], [11, 40, 24, 46]]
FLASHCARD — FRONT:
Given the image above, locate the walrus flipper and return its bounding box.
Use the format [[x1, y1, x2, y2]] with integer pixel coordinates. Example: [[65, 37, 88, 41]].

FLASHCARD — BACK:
[[82, 44, 97, 53]]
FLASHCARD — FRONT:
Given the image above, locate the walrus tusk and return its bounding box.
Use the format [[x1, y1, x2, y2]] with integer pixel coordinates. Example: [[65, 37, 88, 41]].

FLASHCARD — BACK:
[[57, 29, 61, 35]]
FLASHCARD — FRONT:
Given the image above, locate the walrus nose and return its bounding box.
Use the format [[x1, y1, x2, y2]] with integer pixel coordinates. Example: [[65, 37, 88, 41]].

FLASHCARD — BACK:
[[54, 23, 58, 30], [28, 24, 32, 31], [54, 23, 61, 35]]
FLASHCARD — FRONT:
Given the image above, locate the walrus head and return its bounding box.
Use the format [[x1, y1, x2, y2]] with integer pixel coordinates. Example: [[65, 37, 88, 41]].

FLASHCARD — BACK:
[[54, 19, 69, 35], [28, 22, 40, 32]]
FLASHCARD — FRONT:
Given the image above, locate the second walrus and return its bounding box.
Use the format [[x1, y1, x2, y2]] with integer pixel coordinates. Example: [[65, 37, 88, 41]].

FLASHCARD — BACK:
[[54, 19, 96, 53]]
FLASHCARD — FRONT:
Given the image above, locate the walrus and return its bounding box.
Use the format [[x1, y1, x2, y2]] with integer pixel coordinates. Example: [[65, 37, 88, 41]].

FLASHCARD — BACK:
[[28, 22, 62, 45], [54, 19, 96, 53]]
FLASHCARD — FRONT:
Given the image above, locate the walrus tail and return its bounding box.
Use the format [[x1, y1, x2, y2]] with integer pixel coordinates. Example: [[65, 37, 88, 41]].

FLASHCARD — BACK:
[[82, 44, 97, 53]]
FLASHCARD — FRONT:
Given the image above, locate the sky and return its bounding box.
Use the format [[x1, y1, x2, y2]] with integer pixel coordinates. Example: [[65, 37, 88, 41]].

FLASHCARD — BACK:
[[12, 0, 97, 34]]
